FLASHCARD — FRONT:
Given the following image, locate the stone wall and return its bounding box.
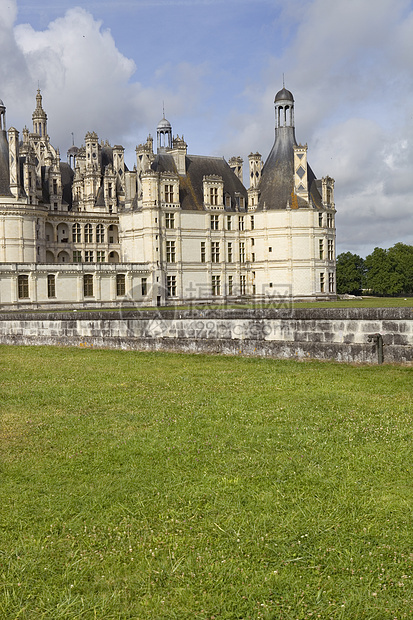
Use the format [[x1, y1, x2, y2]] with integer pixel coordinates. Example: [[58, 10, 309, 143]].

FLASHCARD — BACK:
[[0, 307, 411, 364]]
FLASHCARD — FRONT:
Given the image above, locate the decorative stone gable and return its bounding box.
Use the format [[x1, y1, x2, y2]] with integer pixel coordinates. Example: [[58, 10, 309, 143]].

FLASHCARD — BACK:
[[203, 175, 224, 210]]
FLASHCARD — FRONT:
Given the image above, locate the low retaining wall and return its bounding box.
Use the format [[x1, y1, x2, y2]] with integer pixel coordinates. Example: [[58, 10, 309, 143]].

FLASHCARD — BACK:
[[0, 307, 412, 363]]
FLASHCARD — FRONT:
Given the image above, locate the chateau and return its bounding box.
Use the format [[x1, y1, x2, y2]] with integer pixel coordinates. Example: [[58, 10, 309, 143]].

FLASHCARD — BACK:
[[0, 87, 336, 309]]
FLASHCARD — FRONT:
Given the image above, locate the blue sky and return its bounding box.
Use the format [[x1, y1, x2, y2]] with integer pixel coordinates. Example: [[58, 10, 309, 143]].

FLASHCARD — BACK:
[[1, 0, 413, 256]]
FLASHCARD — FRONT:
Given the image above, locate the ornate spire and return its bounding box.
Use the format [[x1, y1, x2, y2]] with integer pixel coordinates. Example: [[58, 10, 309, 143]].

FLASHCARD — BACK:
[[32, 89, 48, 137]]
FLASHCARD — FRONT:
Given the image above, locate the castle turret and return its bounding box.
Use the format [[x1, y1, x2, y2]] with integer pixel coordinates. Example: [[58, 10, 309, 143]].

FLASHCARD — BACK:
[[258, 86, 297, 210], [157, 115, 172, 153], [32, 89, 48, 138]]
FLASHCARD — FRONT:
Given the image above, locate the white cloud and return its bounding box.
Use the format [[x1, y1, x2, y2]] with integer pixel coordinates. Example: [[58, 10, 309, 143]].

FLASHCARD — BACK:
[[12, 7, 149, 157], [2, 1, 206, 166], [2, 0, 413, 255], [220, 0, 413, 255]]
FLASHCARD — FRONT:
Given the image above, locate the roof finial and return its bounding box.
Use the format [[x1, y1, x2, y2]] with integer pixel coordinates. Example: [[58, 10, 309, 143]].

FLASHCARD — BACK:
[[71, 132, 75, 146], [283, 73, 285, 88], [162, 100, 165, 119]]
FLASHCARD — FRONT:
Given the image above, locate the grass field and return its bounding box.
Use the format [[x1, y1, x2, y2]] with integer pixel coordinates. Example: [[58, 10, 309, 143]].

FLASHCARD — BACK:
[[1, 296, 412, 314], [1, 346, 412, 619]]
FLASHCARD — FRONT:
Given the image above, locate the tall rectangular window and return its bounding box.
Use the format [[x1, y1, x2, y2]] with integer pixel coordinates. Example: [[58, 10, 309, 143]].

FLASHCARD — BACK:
[[18, 275, 29, 299], [83, 274, 93, 297], [239, 241, 245, 263], [85, 223, 93, 243], [328, 239, 334, 260], [141, 277, 148, 296], [96, 224, 105, 242], [85, 251, 94, 263], [240, 275, 246, 295], [200, 241, 206, 263], [238, 216, 244, 231], [167, 275, 177, 297], [165, 184, 174, 202], [116, 274, 126, 296], [52, 179, 57, 195], [165, 213, 175, 229], [327, 213, 333, 228], [72, 223, 81, 242], [319, 213, 323, 227], [329, 272, 335, 293], [212, 275, 221, 296], [210, 187, 218, 205], [210, 214, 219, 230], [320, 273, 325, 293], [73, 250, 82, 263], [228, 275, 233, 296], [96, 251, 105, 263], [211, 241, 220, 263], [226, 215, 232, 230], [250, 215, 255, 230], [47, 274, 56, 298], [319, 239, 324, 260], [166, 240, 176, 263], [227, 242, 233, 263]]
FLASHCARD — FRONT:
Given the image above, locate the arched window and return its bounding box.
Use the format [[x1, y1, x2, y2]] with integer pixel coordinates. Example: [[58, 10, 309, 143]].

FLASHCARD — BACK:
[[84, 223, 93, 243], [96, 224, 104, 243], [72, 223, 81, 243]]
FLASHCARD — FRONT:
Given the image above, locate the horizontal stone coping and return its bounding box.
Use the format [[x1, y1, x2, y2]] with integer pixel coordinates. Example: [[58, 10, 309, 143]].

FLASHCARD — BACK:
[[0, 263, 148, 271], [0, 307, 411, 322]]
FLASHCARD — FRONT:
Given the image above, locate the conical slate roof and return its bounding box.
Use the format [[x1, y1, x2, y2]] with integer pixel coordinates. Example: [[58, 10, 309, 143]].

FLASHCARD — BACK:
[[258, 125, 297, 210]]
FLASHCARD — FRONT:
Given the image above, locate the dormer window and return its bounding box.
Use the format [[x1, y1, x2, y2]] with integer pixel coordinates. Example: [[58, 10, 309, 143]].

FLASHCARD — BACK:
[[165, 184, 174, 203]]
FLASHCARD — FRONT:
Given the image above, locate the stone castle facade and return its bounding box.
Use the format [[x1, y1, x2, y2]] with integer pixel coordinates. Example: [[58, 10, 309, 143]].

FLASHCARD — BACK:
[[0, 87, 336, 309]]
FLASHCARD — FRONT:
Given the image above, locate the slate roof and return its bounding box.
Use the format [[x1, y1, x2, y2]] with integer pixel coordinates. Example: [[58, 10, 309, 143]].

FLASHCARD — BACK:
[[60, 162, 74, 208], [152, 153, 248, 211], [257, 126, 322, 210]]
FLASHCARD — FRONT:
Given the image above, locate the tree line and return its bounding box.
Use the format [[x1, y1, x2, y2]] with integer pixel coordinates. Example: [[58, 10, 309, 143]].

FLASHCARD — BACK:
[[336, 243, 413, 296]]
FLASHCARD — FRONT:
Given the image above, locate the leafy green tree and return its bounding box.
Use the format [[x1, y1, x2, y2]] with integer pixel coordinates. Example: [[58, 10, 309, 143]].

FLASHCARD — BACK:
[[387, 243, 413, 294], [365, 246, 404, 296], [336, 252, 365, 295]]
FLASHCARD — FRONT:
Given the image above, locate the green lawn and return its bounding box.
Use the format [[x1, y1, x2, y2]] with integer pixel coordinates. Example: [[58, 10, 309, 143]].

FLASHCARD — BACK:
[[1, 346, 412, 619], [1, 296, 412, 315], [292, 297, 413, 309]]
